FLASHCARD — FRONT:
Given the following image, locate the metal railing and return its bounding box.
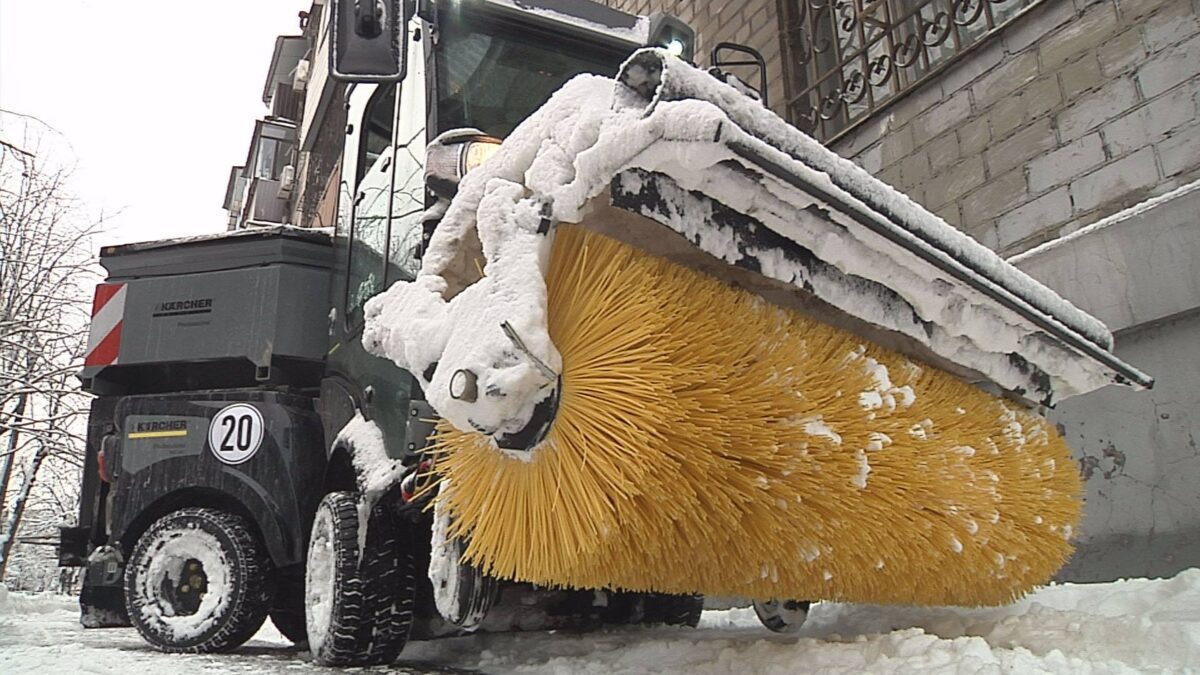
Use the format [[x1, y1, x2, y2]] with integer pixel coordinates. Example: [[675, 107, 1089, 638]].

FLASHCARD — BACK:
[[782, 0, 1041, 142]]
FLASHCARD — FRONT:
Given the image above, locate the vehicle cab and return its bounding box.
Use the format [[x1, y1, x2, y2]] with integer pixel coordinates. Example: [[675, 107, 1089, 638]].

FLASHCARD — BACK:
[[321, 0, 695, 466]]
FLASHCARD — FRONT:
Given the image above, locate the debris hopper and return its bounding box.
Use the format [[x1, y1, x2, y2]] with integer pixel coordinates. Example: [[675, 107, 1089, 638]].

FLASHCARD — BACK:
[[363, 50, 1150, 606]]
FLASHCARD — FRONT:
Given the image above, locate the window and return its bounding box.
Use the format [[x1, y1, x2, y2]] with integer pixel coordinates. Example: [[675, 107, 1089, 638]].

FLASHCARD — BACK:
[[357, 84, 397, 186], [254, 137, 294, 180], [436, 15, 626, 137], [386, 134, 425, 284], [346, 84, 398, 325], [782, 0, 1039, 142]]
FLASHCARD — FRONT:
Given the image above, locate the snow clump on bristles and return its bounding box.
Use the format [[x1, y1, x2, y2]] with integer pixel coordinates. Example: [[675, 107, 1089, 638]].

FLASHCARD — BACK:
[[429, 225, 1082, 607]]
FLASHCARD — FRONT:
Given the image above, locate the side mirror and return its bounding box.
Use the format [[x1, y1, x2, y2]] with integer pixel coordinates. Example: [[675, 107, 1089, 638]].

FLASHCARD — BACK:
[[330, 0, 410, 82]]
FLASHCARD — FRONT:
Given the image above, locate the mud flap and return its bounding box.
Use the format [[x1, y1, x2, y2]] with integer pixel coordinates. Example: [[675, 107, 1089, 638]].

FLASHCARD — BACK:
[[80, 547, 129, 628]]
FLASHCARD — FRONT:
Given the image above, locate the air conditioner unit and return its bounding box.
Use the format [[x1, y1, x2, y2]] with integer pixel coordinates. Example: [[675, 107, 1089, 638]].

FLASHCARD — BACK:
[[278, 165, 296, 196], [293, 59, 310, 92]]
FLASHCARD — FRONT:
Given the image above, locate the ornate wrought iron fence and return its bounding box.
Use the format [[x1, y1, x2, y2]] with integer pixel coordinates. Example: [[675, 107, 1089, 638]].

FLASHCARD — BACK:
[[782, 0, 1041, 142]]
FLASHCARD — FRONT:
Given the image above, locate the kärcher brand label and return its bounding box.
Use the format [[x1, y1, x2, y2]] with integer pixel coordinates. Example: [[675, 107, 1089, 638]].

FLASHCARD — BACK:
[[127, 418, 190, 440], [152, 298, 214, 317], [135, 420, 188, 433]]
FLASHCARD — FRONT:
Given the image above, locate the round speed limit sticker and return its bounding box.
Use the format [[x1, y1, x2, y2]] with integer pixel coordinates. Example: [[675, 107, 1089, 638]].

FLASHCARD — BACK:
[[208, 403, 265, 465]]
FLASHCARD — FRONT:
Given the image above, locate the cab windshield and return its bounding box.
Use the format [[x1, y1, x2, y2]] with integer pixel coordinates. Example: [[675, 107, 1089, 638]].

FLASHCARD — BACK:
[[436, 14, 631, 137]]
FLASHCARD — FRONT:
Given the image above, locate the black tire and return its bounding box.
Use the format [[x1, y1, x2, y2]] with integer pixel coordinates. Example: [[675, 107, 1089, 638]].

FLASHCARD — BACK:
[[437, 562, 498, 631], [430, 507, 497, 631], [305, 491, 416, 666], [124, 508, 272, 653]]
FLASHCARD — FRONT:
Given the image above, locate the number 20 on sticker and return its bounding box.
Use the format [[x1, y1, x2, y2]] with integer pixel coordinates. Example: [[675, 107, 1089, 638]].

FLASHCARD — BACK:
[[208, 403, 264, 465]]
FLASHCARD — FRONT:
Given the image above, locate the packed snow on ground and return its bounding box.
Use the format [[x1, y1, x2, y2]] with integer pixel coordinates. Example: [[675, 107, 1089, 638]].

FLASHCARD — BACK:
[[2, 568, 1198, 673]]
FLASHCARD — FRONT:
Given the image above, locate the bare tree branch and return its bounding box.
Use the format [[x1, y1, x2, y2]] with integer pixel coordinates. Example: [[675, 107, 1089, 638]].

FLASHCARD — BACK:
[[0, 115, 98, 583]]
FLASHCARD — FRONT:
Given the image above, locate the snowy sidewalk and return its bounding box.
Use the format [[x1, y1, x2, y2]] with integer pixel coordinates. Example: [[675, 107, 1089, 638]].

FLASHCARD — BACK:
[[2, 569, 1198, 674]]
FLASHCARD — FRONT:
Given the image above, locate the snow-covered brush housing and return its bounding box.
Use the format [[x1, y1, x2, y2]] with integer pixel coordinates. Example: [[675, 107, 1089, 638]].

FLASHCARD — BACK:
[[362, 49, 1148, 606]]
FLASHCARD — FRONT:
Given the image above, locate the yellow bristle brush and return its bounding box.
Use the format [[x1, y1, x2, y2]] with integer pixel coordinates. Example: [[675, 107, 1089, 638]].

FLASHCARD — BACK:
[[428, 224, 1081, 607]]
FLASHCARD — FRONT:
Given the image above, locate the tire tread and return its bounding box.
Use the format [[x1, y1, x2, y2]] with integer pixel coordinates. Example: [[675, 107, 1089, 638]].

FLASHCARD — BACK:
[[124, 507, 271, 653], [308, 491, 415, 666]]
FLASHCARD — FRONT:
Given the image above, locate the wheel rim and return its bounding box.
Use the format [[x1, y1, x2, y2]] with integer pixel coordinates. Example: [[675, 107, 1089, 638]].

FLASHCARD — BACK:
[[753, 598, 810, 634], [136, 527, 231, 640], [157, 558, 208, 616], [305, 505, 337, 653]]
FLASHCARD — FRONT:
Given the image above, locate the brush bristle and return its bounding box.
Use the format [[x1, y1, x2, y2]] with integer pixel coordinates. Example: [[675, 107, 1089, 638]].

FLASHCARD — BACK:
[[430, 225, 1082, 606]]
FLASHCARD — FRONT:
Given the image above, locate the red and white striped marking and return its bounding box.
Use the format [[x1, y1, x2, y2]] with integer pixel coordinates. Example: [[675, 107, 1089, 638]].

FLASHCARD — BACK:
[[84, 283, 126, 367]]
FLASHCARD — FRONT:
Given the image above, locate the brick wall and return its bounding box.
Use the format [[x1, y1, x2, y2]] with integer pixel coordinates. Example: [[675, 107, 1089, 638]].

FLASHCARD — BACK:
[[830, 0, 1200, 256], [598, 0, 788, 119]]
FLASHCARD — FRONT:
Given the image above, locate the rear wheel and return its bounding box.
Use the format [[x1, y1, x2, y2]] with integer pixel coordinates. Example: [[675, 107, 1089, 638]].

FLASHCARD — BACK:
[[305, 491, 416, 666], [124, 508, 271, 652]]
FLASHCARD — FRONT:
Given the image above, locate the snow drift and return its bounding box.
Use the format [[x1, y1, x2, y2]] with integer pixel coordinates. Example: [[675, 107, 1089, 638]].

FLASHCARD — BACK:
[[3, 570, 1199, 673]]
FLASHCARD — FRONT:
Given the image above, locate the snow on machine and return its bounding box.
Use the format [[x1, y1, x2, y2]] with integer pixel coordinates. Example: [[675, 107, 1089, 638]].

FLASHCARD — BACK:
[[60, 0, 1150, 666]]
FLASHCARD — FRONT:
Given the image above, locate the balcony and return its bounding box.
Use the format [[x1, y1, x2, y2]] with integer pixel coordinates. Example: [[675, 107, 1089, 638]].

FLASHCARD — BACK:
[[263, 35, 307, 123], [223, 119, 298, 229]]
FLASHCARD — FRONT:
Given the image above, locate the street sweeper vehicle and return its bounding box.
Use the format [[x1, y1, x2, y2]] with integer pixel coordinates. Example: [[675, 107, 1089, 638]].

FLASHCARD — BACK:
[[59, 0, 1151, 666]]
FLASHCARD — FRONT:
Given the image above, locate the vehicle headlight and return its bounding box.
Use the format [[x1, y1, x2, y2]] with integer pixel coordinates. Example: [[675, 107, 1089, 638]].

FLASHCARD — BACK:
[[426, 129, 503, 197], [647, 13, 695, 62], [463, 140, 501, 173]]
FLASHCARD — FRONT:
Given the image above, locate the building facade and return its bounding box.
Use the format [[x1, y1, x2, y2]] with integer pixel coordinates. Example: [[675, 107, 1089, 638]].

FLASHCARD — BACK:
[[222, 1, 346, 232], [616, 0, 1200, 582], [603, 0, 1200, 257]]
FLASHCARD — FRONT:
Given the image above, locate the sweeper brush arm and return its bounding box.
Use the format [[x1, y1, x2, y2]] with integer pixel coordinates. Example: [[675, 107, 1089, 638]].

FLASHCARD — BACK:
[[607, 51, 1151, 403], [362, 49, 1150, 607]]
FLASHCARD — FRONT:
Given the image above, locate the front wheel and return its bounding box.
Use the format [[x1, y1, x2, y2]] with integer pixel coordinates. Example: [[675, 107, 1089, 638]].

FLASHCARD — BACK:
[[430, 502, 497, 631], [124, 508, 272, 652], [305, 491, 416, 666]]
